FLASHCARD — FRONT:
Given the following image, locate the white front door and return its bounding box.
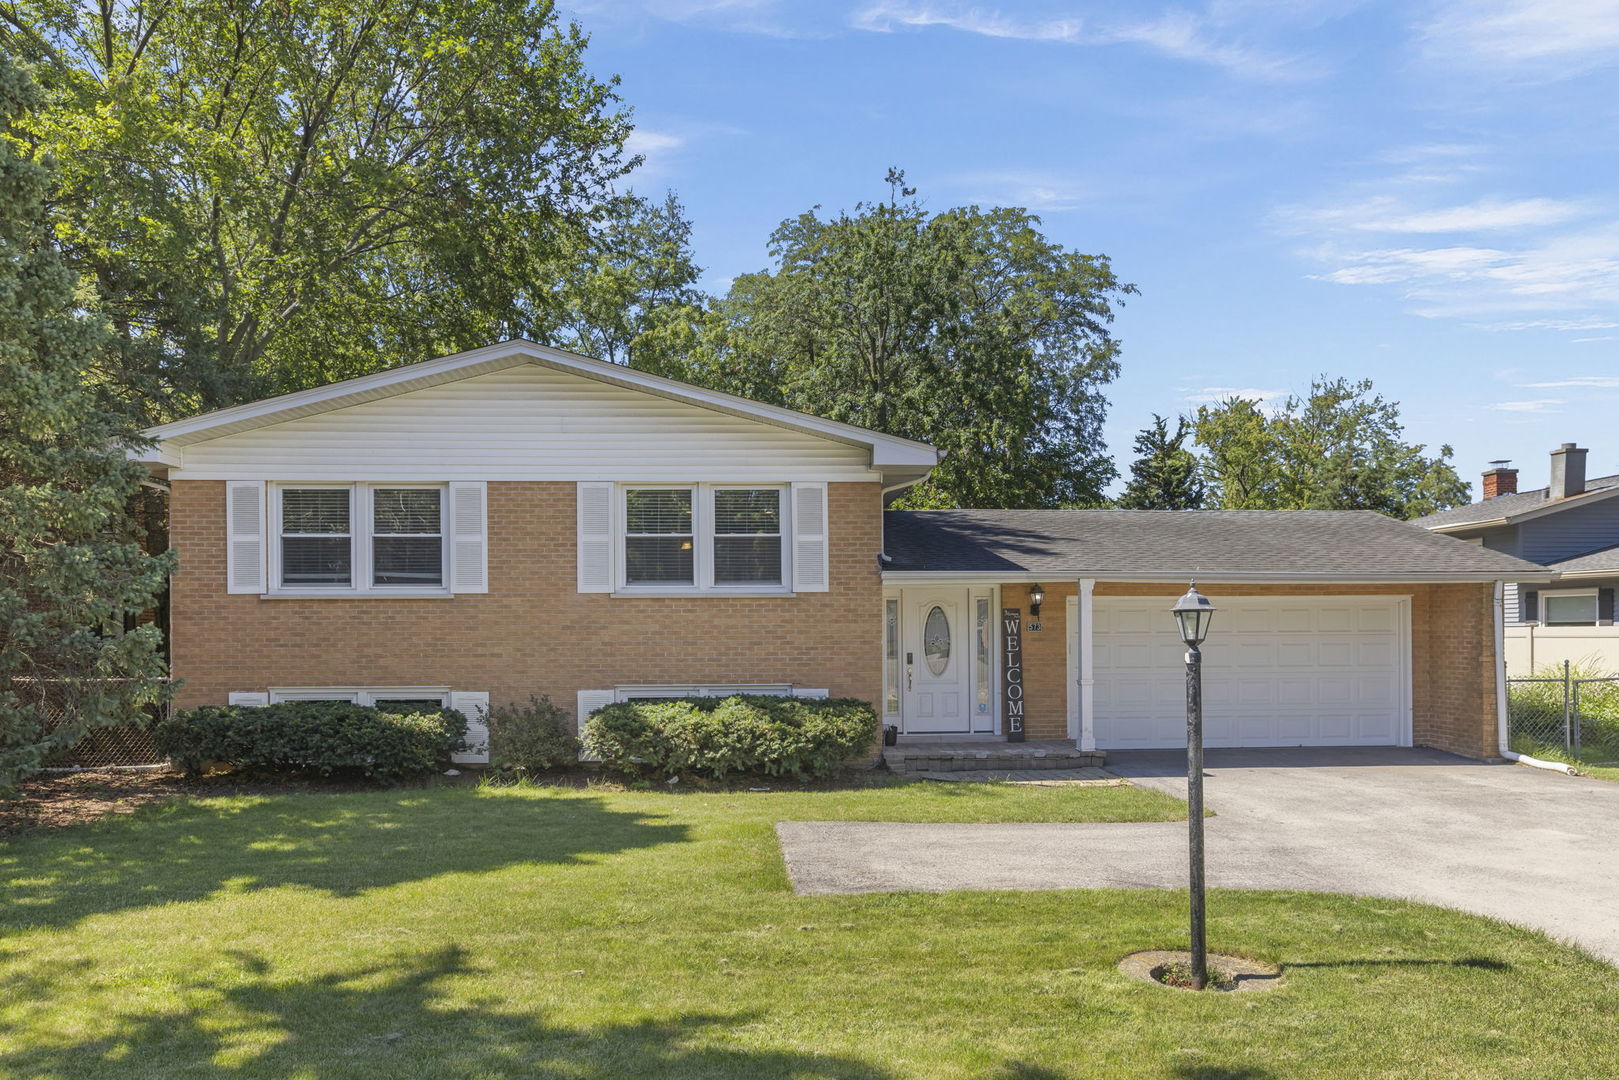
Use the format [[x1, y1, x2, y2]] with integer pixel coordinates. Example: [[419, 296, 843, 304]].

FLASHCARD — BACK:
[[902, 589, 973, 733]]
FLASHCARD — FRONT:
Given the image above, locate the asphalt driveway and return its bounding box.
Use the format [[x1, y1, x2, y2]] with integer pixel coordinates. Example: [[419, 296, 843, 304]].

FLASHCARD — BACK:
[[776, 747, 1619, 963]]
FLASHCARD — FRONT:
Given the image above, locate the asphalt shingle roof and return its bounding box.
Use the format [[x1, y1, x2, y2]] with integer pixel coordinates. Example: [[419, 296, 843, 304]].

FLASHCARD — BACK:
[[1412, 474, 1619, 529], [1547, 542, 1619, 575], [883, 509, 1550, 579]]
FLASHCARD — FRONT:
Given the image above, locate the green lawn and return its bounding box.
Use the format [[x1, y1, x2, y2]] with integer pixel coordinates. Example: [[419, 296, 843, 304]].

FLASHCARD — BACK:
[[2, 778, 1616, 1079]]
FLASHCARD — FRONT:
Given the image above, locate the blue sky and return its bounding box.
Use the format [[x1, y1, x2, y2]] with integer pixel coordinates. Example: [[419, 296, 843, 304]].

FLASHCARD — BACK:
[[565, 0, 1619, 497]]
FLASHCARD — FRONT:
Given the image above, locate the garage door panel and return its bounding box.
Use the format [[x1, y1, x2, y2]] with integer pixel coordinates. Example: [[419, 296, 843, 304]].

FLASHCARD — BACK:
[[1234, 608, 1274, 632], [1277, 642, 1313, 666], [1360, 642, 1394, 666], [1318, 642, 1353, 667], [1237, 643, 1273, 666], [1091, 597, 1406, 750], [1276, 608, 1313, 633], [1112, 608, 1154, 633]]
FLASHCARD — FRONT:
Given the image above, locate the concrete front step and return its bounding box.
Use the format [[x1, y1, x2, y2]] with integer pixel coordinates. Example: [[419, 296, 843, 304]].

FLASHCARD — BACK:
[[883, 740, 1105, 773]]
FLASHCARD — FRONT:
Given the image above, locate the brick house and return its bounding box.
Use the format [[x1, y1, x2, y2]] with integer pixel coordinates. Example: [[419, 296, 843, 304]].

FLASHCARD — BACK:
[[134, 340, 1550, 763]]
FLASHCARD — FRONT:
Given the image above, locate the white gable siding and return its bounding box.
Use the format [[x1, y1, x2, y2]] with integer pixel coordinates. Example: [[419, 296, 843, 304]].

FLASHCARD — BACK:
[[169, 365, 877, 482]]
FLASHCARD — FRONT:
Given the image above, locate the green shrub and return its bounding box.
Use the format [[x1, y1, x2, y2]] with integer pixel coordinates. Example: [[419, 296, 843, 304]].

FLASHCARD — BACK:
[[581, 695, 878, 780], [155, 701, 467, 783], [488, 695, 579, 773]]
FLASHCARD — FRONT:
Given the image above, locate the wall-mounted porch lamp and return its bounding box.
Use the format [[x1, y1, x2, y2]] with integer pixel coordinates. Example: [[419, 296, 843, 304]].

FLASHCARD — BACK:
[[1027, 583, 1045, 618], [1171, 581, 1217, 990]]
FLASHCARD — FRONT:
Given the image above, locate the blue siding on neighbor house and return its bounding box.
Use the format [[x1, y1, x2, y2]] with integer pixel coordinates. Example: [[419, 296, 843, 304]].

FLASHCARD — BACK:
[[1515, 497, 1619, 563], [1469, 500, 1619, 624]]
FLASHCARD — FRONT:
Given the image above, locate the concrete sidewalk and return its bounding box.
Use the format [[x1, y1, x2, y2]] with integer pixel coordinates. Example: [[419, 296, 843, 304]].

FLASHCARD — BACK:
[[776, 747, 1619, 963]]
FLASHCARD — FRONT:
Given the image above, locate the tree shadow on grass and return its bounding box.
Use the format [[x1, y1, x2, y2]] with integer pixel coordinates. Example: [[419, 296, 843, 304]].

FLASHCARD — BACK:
[[1287, 956, 1512, 972], [0, 945, 895, 1080], [0, 788, 687, 931]]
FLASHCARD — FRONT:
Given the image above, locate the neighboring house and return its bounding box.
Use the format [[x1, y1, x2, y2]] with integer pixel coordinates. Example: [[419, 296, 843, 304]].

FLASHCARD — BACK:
[[1415, 443, 1619, 676], [134, 340, 1550, 763]]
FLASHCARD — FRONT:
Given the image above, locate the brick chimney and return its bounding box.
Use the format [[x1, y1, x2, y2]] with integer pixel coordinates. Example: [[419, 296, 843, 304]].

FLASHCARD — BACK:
[[1482, 464, 1518, 499], [1549, 442, 1588, 499]]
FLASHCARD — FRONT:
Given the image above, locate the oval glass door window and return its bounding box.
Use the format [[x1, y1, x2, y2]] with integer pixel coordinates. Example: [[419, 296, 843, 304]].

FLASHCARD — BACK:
[[923, 606, 951, 675]]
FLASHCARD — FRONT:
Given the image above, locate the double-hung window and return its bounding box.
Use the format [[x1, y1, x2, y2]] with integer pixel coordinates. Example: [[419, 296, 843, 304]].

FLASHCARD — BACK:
[[273, 485, 446, 593], [620, 485, 787, 592], [713, 488, 783, 586], [1543, 589, 1598, 626], [624, 488, 695, 585]]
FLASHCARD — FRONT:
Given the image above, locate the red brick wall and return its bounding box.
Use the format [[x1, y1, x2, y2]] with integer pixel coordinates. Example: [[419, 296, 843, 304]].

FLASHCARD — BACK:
[[169, 481, 884, 720], [1001, 580, 1499, 758]]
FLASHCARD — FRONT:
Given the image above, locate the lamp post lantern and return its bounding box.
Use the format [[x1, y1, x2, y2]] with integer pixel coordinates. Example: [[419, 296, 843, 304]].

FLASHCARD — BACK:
[[1171, 581, 1216, 990]]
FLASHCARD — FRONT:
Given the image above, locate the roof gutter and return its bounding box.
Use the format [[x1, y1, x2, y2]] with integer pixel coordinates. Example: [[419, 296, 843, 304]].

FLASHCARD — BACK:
[[880, 570, 1560, 585], [1426, 518, 1509, 534]]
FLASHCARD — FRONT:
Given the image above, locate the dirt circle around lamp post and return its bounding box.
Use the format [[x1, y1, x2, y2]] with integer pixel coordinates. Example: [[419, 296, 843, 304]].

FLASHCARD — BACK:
[[1117, 950, 1283, 993]]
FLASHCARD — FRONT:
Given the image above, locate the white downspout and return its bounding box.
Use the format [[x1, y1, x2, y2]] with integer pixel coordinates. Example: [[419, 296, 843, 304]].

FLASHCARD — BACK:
[[1497, 579, 1577, 773]]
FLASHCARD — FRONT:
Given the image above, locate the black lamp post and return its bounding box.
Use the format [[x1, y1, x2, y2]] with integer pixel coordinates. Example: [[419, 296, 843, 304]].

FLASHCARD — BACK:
[[1171, 581, 1216, 990]]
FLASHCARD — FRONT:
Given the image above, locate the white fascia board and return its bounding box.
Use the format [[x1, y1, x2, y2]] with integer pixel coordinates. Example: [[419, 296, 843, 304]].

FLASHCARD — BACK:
[[1427, 485, 1619, 533], [880, 570, 1560, 585], [127, 444, 181, 469], [1425, 518, 1508, 534], [1546, 567, 1619, 580], [140, 339, 941, 471]]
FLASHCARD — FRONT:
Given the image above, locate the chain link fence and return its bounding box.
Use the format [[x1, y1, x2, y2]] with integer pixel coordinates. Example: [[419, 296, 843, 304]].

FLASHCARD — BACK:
[[8, 678, 171, 769], [1505, 661, 1619, 767]]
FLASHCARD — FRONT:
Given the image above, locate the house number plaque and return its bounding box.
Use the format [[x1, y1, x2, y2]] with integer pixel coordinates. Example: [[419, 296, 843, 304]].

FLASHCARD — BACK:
[[1002, 606, 1025, 742]]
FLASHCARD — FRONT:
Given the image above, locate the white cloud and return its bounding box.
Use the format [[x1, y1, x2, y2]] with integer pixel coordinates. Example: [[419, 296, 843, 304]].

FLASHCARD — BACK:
[[849, 2, 1308, 80], [1574, 335, 1619, 342], [625, 130, 686, 158], [1421, 0, 1619, 70], [1104, 10, 1306, 80], [1484, 399, 1565, 412], [1182, 386, 1289, 404], [1520, 375, 1619, 387], [1477, 317, 1619, 332], [1283, 195, 1588, 235], [946, 169, 1089, 211], [850, 2, 1082, 41], [566, 0, 806, 36]]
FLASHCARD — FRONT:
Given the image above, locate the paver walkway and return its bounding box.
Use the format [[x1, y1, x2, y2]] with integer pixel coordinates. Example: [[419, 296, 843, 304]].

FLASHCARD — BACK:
[[778, 747, 1619, 964]]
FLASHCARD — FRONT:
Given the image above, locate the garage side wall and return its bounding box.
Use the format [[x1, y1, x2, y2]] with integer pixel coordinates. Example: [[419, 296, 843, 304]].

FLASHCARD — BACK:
[[1004, 580, 1500, 759]]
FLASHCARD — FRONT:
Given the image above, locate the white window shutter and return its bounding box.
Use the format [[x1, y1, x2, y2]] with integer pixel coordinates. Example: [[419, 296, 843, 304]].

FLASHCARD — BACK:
[[577, 482, 615, 593], [575, 689, 616, 736], [228, 692, 269, 707], [226, 481, 267, 594], [448, 483, 488, 594], [450, 690, 490, 764], [791, 482, 829, 592]]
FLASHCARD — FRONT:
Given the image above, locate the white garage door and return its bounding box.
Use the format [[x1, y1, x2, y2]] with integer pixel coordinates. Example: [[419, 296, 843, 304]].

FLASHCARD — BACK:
[[1089, 596, 1409, 750]]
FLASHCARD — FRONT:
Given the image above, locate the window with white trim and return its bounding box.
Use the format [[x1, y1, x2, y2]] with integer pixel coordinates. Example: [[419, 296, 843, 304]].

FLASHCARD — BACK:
[[269, 688, 450, 709], [619, 484, 788, 592], [271, 485, 447, 593], [1543, 589, 1599, 626]]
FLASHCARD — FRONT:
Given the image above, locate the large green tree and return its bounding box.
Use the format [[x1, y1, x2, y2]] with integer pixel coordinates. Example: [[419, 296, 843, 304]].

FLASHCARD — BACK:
[[546, 190, 705, 367], [1, 0, 633, 419], [0, 57, 171, 791], [1116, 414, 1204, 509], [1191, 377, 1470, 518], [683, 174, 1134, 508]]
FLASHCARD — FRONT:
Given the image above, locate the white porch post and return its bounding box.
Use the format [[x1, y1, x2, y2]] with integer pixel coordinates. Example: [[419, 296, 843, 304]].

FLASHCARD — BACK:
[[1078, 577, 1096, 752]]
